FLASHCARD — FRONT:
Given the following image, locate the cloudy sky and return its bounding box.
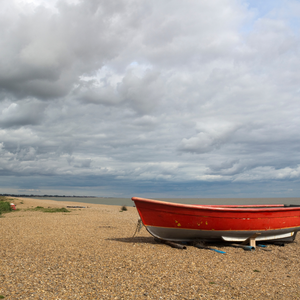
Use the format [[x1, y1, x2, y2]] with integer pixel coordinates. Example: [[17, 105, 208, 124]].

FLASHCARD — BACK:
[[1, 0, 300, 198]]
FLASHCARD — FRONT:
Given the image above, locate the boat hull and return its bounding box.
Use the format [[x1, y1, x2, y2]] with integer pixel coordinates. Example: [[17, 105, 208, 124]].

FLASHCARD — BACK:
[[132, 197, 300, 242]]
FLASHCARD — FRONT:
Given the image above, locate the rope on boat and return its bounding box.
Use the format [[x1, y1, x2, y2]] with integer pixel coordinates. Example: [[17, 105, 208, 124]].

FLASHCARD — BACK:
[[132, 218, 143, 238]]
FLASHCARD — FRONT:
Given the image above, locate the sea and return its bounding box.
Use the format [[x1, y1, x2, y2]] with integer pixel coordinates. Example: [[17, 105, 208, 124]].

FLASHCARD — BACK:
[[29, 196, 300, 207]]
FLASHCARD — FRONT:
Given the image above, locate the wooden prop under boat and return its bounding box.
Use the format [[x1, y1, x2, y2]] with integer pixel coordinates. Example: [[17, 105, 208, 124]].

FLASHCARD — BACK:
[[131, 197, 300, 243]]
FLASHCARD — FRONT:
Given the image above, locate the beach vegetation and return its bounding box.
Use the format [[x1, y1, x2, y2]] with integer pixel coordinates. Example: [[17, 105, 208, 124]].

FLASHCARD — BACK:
[[0, 295, 5, 299], [0, 198, 12, 215], [253, 269, 260, 272], [120, 205, 127, 212], [27, 206, 70, 213]]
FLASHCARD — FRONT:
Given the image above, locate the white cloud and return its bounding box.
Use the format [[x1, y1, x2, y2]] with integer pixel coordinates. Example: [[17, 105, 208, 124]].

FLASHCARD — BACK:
[[179, 122, 239, 154]]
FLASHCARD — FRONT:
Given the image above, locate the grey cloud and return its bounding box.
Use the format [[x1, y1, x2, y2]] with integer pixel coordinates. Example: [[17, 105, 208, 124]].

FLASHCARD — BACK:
[[118, 69, 165, 114], [132, 115, 158, 128], [76, 68, 165, 114], [74, 80, 121, 106], [0, 0, 136, 100], [207, 160, 243, 176], [0, 99, 46, 128], [179, 122, 239, 154], [15, 147, 37, 162]]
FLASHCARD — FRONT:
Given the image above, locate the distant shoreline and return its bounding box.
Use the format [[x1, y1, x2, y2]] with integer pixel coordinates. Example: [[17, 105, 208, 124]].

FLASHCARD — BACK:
[[0, 194, 115, 198]]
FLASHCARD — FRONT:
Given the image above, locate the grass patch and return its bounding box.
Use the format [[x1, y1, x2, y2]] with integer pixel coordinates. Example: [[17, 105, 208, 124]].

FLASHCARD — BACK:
[[253, 269, 260, 272], [0, 201, 12, 213], [28, 206, 70, 213], [119, 205, 127, 212], [0, 295, 5, 299], [0, 198, 12, 215]]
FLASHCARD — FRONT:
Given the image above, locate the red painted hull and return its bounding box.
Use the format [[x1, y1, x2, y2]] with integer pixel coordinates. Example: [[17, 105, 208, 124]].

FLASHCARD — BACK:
[[132, 197, 300, 242]]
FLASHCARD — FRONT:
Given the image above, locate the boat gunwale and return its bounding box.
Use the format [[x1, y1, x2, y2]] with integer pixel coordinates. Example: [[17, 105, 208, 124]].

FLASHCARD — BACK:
[[131, 197, 300, 212]]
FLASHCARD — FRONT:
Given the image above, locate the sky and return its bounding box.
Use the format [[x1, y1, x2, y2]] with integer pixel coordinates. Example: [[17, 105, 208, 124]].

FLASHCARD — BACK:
[[0, 0, 300, 198]]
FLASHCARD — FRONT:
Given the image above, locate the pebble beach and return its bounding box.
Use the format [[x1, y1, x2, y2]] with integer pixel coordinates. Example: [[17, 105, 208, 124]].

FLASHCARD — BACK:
[[1, 197, 300, 299]]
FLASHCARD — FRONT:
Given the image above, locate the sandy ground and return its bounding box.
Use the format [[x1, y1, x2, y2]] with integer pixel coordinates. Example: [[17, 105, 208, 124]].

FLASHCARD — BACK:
[[1, 197, 300, 299]]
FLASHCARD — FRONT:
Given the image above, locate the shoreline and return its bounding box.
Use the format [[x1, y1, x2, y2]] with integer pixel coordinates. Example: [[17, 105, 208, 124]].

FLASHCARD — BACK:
[[6, 196, 125, 210]]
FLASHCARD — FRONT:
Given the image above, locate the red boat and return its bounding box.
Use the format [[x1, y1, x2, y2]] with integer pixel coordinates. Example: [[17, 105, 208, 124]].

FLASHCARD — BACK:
[[132, 197, 300, 243]]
